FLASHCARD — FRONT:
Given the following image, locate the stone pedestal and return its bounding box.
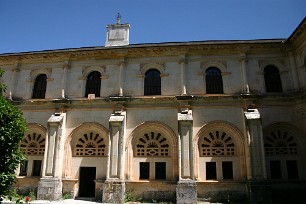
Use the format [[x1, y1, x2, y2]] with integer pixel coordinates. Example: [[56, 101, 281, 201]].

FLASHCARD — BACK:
[[176, 181, 197, 204], [248, 182, 272, 204], [37, 178, 62, 200], [102, 181, 125, 203], [62, 178, 78, 198]]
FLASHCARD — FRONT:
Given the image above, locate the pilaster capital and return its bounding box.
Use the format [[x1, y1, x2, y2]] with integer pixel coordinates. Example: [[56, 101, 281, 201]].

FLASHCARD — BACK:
[[244, 109, 261, 120], [47, 113, 64, 125]]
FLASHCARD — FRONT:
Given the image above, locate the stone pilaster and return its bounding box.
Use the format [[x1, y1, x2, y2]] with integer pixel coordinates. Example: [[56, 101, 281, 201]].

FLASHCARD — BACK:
[[177, 108, 197, 204], [244, 109, 266, 180], [61, 60, 70, 98], [179, 58, 187, 95], [118, 61, 125, 96], [103, 109, 126, 203], [37, 113, 66, 200], [244, 109, 271, 203], [240, 55, 250, 93], [9, 62, 20, 100]]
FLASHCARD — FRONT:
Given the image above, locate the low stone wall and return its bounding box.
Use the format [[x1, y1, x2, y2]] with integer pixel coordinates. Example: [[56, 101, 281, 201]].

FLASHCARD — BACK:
[[13, 177, 40, 195], [125, 181, 176, 202], [197, 181, 248, 203]]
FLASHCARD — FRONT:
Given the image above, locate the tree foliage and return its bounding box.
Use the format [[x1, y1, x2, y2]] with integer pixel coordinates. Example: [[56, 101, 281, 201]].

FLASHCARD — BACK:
[[0, 69, 27, 196]]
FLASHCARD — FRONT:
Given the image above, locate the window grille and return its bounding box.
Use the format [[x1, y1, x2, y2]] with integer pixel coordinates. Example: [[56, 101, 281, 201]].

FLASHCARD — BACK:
[[144, 69, 161, 95], [85, 71, 101, 97], [74, 132, 106, 156], [264, 130, 297, 155], [200, 131, 235, 156], [264, 65, 283, 92], [135, 132, 169, 156], [20, 133, 45, 156], [205, 67, 223, 94], [32, 74, 47, 99]]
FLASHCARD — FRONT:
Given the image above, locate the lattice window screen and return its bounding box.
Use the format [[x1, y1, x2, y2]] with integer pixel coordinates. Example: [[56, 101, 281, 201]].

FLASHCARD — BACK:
[[20, 133, 45, 156], [264, 130, 297, 155], [74, 132, 106, 156], [200, 131, 235, 156], [135, 132, 169, 156]]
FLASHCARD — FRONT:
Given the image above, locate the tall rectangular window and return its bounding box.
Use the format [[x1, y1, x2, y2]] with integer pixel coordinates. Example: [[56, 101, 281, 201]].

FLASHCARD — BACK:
[[19, 160, 28, 176], [206, 162, 217, 180], [287, 160, 298, 179], [222, 161, 233, 180], [139, 162, 150, 179], [32, 160, 42, 176], [270, 160, 282, 179], [155, 162, 166, 180]]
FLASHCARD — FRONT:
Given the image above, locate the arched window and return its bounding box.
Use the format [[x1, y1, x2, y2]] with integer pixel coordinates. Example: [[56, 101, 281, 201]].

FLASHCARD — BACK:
[[264, 65, 282, 92], [19, 130, 46, 176], [205, 67, 224, 94], [264, 128, 300, 180], [32, 74, 47, 99], [85, 71, 101, 97], [144, 69, 161, 95], [199, 130, 236, 180]]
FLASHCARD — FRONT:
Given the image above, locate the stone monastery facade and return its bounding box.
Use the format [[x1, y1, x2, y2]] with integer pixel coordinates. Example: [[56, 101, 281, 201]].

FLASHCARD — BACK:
[[1, 17, 306, 203]]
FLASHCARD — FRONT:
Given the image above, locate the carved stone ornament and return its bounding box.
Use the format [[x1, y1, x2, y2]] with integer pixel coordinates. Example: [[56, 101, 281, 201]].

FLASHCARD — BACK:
[[29, 68, 52, 81], [82, 65, 107, 79], [258, 59, 286, 73], [200, 61, 227, 73], [139, 62, 167, 75]]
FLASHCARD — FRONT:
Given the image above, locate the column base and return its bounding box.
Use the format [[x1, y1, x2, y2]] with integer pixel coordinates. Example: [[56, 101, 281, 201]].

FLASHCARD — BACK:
[[248, 182, 272, 204], [176, 180, 197, 204], [102, 180, 125, 204], [37, 177, 62, 200]]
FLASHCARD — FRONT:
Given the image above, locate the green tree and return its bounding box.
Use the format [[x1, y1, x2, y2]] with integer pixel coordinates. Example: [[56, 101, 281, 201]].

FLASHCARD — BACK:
[[0, 69, 27, 196]]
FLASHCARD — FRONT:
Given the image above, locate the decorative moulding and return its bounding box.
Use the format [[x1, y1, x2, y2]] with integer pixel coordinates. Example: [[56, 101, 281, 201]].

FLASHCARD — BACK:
[[139, 63, 168, 76], [81, 65, 108, 80], [200, 61, 227, 73], [29, 68, 52, 81]]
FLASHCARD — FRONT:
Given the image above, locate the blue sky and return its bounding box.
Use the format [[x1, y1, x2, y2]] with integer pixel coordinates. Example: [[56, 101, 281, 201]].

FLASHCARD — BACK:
[[0, 0, 305, 54]]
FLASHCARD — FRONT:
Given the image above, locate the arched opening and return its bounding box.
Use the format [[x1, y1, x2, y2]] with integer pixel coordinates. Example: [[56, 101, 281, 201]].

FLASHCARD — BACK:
[[264, 123, 305, 180], [205, 67, 223, 94], [144, 69, 161, 95], [196, 121, 245, 181], [32, 74, 47, 99], [264, 65, 283, 92], [85, 71, 101, 97]]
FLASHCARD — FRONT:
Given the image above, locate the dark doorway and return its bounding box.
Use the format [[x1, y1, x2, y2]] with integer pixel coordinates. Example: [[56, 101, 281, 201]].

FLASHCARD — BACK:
[[79, 167, 96, 197]]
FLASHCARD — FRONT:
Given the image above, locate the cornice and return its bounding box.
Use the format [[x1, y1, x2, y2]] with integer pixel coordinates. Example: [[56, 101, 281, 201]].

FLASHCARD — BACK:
[[0, 40, 287, 64]]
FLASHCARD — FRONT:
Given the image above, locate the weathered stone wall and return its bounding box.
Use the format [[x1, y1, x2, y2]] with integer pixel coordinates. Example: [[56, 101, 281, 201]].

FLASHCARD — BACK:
[[125, 181, 176, 202]]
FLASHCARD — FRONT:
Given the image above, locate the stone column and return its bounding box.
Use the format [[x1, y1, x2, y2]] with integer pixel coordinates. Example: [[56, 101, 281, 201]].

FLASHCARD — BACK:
[[103, 108, 126, 203], [37, 113, 66, 200], [244, 109, 271, 203], [177, 107, 197, 204]]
